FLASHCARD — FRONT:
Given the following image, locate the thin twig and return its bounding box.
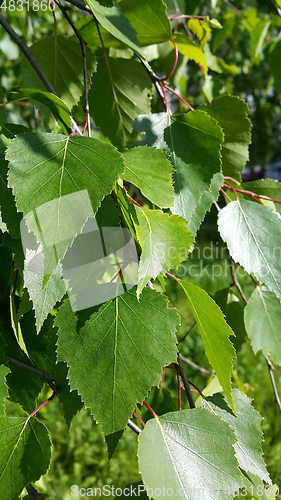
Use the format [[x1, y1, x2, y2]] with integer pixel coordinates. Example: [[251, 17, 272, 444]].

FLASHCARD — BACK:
[[222, 0, 242, 15], [0, 15, 82, 136], [177, 355, 195, 408], [5, 355, 59, 393], [266, 357, 281, 412], [53, 0, 91, 136], [127, 419, 141, 434], [179, 353, 212, 376], [172, 0, 193, 39], [178, 320, 197, 343], [226, 251, 248, 304]]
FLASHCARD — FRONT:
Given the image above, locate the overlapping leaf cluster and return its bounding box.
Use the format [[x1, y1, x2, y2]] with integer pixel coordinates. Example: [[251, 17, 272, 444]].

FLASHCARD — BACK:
[[0, 0, 280, 498]]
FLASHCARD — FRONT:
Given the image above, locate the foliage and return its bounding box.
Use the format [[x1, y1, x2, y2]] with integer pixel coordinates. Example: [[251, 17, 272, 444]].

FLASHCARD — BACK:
[[0, 1, 281, 499]]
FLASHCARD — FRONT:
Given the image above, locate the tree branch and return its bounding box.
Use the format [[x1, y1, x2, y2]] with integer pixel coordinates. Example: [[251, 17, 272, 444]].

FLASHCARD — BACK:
[[127, 418, 141, 434], [0, 15, 82, 136], [266, 357, 281, 412], [64, 0, 91, 13], [179, 353, 212, 376], [176, 355, 196, 408], [53, 0, 91, 136], [26, 484, 45, 500], [5, 355, 59, 394]]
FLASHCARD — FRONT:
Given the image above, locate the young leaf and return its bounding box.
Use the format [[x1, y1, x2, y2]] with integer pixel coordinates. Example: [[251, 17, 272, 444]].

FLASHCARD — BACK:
[[55, 288, 179, 435], [174, 33, 208, 75], [84, 0, 143, 59], [199, 389, 271, 483], [7, 88, 72, 134], [138, 409, 242, 500], [21, 36, 96, 110], [198, 95, 251, 180], [179, 281, 236, 412], [218, 200, 281, 300], [89, 53, 152, 150], [244, 286, 281, 365], [0, 416, 51, 499], [130, 205, 194, 296], [122, 146, 174, 208], [119, 0, 172, 46]]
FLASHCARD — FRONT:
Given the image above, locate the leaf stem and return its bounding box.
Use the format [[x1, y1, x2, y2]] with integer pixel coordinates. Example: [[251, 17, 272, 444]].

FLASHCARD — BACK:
[[161, 39, 178, 81], [166, 271, 180, 282], [29, 391, 56, 418], [220, 187, 232, 202], [159, 82, 170, 114], [179, 353, 212, 376], [143, 400, 158, 418], [164, 84, 195, 111], [132, 411, 145, 427]]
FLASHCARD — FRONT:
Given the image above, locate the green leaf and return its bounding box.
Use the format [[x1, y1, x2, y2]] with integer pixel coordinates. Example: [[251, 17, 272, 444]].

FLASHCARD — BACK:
[[0, 123, 29, 139], [241, 178, 281, 213], [84, 0, 143, 59], [122, 146, 174, 208], [21, 36, 96, 111], [250, 20, 271, 67], [24, 263, 66, 333], [199, 389, 271, 483], [198, 95, 251, 180], [138, 409, 242, 500], [89, 53, 152, 150], [7, 132, 124, 279], [213, 288, 247, 352], [0, 246, 12, 301], [179, 281, 236, 412], [166, 113, 223, 230], [174, 33, 208, 75], [218, 200, 281, 300], [188, 172, 224, 235], [0, 364, 9, 416], [55, 288, 179, 435], [119, 0, 172, 45], [7, 88, 72, 134], [244, 286, 281, 365], [0, 416, 51, 499], [0, 154, 22, 238], [53, 362, 83, 428], [269, 39, 281, 96], [133, 112, 224, 235], [130, 205, 194, 296]]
